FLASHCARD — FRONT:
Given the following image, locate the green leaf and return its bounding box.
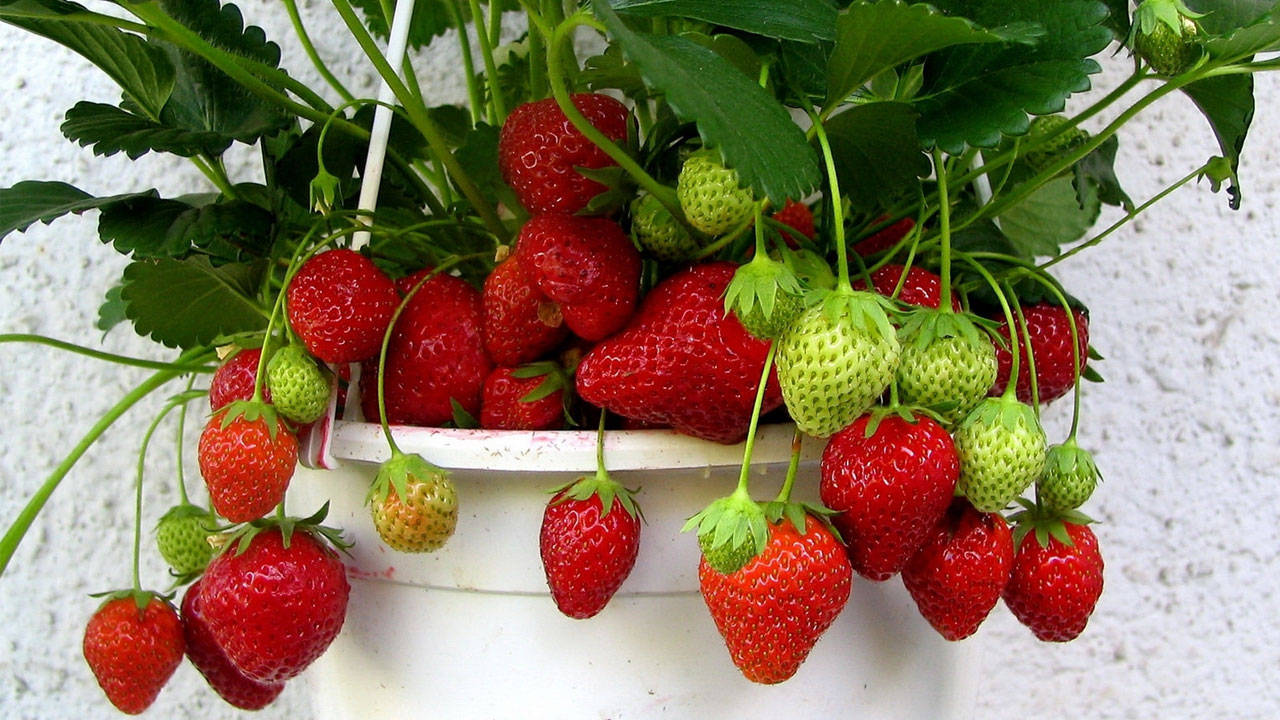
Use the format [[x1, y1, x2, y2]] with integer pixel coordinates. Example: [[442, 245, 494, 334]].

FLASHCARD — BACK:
[[1201, 16, 1280, 60], [1185, 0, 1277, 36], [60, 101, 233, 159], [822, 102, 931, 212], [1074, 134, 1133, 210], [98, 195, 275, 263], [120, 256, 268, 349], [0, 181, 151, 243], [1099, 0, 1130, 40], [609, 0, 839, 43], [582, 43, 650, 97], [916, 0, 1113, 153], [453, 122, 509, 207], [997, 174, 1101, 257], [96, 284, 127, 333], [347, 0, 520, 50], [776, 39, 830, 100], [1181, 72, 1254, 209], [596, 1, 820, 204], [824, 0, 1026, 109]]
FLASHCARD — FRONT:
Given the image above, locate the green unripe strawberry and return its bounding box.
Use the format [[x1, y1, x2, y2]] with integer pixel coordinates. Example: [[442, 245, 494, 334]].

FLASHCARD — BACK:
[[676, 150, 754, 236], [631, 193, 702, 263], [1131, 0, 1202, 76], [155, 504, 217, 576], [953, 396, 1047, 512], [266, 344, 333, 424], [1037, 441, 1100, 511], [724, 255, 807, 341], [1023, 115, 1090, 173], [368, 451, 458, 553], [776, 290, 901, 438], [685, 492, 769, 576], [895, 311, 998, 426]]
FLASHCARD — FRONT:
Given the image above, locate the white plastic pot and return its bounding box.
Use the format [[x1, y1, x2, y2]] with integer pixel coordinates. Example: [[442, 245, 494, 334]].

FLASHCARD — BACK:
[[291, 422, 980, 719]]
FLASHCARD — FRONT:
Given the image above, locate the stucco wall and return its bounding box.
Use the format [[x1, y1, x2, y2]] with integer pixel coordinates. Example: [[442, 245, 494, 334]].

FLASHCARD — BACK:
[[1, 3, 1277, 718]]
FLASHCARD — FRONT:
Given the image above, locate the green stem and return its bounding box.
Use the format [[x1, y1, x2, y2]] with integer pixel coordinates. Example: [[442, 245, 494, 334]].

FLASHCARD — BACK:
[[772, 427, 804, 504], [526, 2, 548, 101], [468, 0, 508, 123], [932, 147, 954, 312], [131, 395, 185, 592], [0, 334, 215, 373], [732, 342, 779, 494], [448, 0, 486, 124], [594, 410, 610, 482], [283, 0, 355, 103], [174, 375, 198, 506], [1008, 288, 1039, 411], [808, 107, 851, 291], [957, 256, 1020, 395]]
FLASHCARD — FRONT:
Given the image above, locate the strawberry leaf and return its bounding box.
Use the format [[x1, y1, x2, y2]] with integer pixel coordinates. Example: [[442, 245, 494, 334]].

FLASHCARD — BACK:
[[821, 102, 931, 213], [997, 175, 1101, 257], [98, 195, 275, 263], [96, 285, 127, 333], [609, 0, 839, 43], [1074, 134, 1134, 211], [61, 101, 234, 159], [1181, 73, 1254, 209], [0, 181, 152, 243], [120, 256, 269, 349]]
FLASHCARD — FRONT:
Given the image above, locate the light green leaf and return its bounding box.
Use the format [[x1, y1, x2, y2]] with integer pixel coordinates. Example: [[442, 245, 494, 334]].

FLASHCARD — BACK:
[[609, 0, 839, 43], [0, 181, 152, 243], [1181, 72, 1254, 209], [60, 101, 233, 159], [120, 256, 268, 349], [997, 174, 1100, 257]]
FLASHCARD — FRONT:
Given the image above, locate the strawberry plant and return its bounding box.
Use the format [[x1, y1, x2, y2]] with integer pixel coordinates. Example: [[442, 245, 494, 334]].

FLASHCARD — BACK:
[[1, 0, 1279, 711]]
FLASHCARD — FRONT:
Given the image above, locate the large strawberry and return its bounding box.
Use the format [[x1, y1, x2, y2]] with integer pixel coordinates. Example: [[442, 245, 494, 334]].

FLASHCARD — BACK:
[[991, 302, 1089, 405], [286, 248, 400, 364], [368, 451, 459, 553], [952, 395, 1047, 513], [1003, 512, 1104, 642], [200, 523, 350, 683], [181, 579, 285, 711], [361, 270, 492, 427], [480, 364, 567, 431], [83, 593, 185, 715], [208, 347, 270, 410], [498, 93, 630, 215], [482, 255, 570, 367], [852, 264, 960, 312], [901, 498, 1013, 641], [771, 199, 816, 246], [514, 214, 641, 342], [676, 149, 755, 236], [819, 413, 959, 581], [575, 262, 782, 444], [540, 473, 642, 619], [699, 513, 852, 684], [852, 216, 915, 257], [198, 404, 297, 523]]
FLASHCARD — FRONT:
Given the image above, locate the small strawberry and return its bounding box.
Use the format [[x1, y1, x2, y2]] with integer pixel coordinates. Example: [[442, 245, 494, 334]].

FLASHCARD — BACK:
[[771, 199, 815, 246], [852, 264, 960, 311], [208, 347, 269, 410], [723, 253, 807, 341], [991, 302, 1090, 405], [154, 504, 217, 577], [181, 579, 285, 711], [480, 364, 567, 431], [482, 255, 571, 367], [1130, 0, 1203, 76], [83, 593, 185, 715], [200, 520, 350, 683], [361, 270, 492, 427], [819, 412, 959, 581], [1023, 114, 1090, 173], [630, 192, 703, 263], [901, 498, 1014, 641], [699, 513, 852, 684], [198, 403, 297, 523], [894, 310, 998, 426], [575, 262, 783, 444], [677, 149, 755, 236], [852, 216, 915, 257], [540, 472, 643, 619], [498, 93, 630, 215], [368, 451, 459, 553], [952, 395, 1047, 513], [286, 248, 400, 364], [1036, 439, 1101, 511], [265, 344, 333, 424], [1003, 506, 1104, 642], [514, 214, 641, 342]]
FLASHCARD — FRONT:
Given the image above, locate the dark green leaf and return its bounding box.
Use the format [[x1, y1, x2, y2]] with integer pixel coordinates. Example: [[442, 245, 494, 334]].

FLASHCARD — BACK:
[[60, 101, 233, 159], [685, 32, 764, 81], [1186, 0, 1277, 36], [609, 0, 839, 43], [997, 174, 1100, 256], [1074, 134, 1133, 210], [0, 181, 152, 242], [96, 284, 127, 333], [582, 43, 650, 97], [1201, 16, 1280, 60], [822, 102, 931, 212], [1099, 0, 1130, 40], [99, 196, 274, 262], [917, 0, 1113, 153], [453, 122, 508, 207], [120, 256, 268, 349], [776, 39, 830, 100], [347, 0, 510, 50], [951, 217, 1029, 260], [1181, 72, 1254, 209], [596, 2, 820, 204]]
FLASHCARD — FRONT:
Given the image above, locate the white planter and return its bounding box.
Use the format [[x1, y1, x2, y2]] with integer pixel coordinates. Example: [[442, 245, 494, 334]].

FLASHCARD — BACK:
[[290, 422, 980, 719]]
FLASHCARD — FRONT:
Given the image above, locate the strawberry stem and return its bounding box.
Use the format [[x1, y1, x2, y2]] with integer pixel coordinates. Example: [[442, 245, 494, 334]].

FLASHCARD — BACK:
[[0, 335, 215, 373], [806, 106, 851, 292], [174, 375, 197, 506], [732, 342, 779, 494], [467, 0, 508, 123], [932, 147, 955, 314], [771, 427, 805, 504], [131, 396, 183, 593], [1008, 289, 1041, 411], [956, 255, 1022, 398]]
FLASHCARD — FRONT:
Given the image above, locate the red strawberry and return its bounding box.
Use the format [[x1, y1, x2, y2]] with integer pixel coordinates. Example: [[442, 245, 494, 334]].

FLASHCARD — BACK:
[[852, 216, 915, 257], [200, 526, 350, 683], [499, 93, 630, 215], [901, 498, 1014, 640], [514, 214, 641, 341], [1003, 520, 1104, 642], [991, 303, 1089, 404], [480, 365, 566, 430], [539, 477, 642, 619], [181, 579, 285, 710], [83, 595, 185, 715], [852, 264, 961, 311], [286, 249, 400, 364], [771, 199, 815, 246], [208, 348, 270, 410], [819, 413, 959, 581], [361, 270, 492, 427], [575, 262, 782, 444], [699, 514, 852, 684], [482, 255, 570, 366], [198, 405, 297, 523]]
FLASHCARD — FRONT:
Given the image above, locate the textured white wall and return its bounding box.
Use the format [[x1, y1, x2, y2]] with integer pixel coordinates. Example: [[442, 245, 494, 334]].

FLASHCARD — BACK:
[[1, 3, 1278, 719]]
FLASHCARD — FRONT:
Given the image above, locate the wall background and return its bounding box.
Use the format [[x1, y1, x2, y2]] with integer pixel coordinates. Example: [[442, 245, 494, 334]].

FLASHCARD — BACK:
[[1, 3, 1277, 718]]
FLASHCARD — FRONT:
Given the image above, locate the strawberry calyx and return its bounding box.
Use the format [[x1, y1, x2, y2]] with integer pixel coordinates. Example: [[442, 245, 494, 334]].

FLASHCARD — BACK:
[[897, 307, 990, 353], [366, 449, 452, 510], [547, 471, 643, 522], [682, 487, 769, 575], [216, 399, 286, 440], [814, 286, 900, 344], [1132, 0, 1204, 38], [88, 588, 175, 614], [723, 252, 807, 340], [1038, 438, 1103, 511], [859, 403, 946, 439], [510, 360, 574, 411], [1007, 497, 1095, 553], [218, 502, 351, 558]]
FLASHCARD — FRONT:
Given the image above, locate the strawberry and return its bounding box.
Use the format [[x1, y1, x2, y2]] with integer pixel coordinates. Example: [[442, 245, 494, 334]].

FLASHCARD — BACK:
[[208, 347, 269, 410], [514, 214, 641, 342], [498, 93, 630, 215], [286, 248, 400, 364], [83, 594, 185, 715], [361, 270, 492, 427], [775, 289, 900, 437], [1003, 512, 1104, 642], [198, 404, 297, 523], [480, 364, 567, 430], [852, 216, 915, 257], [1131, 0, 1202, 76], [952, 396, 1047, 513], [991, 302, 1089, 405], [1023, 114, 1090, 173], [819, 413, 959, 581], [901, 498, 1013, 641], [852, 264, 960, 311], [771, 199, 815, 246], [699, 514, 852, 684], [265, 344, 332, 424], [894, 310, 998, 426], [181, 579, 285, 711], [575, 262, 782, 444], [677, 149, 755, 236], [368, 451, 459, 553], [540, 474, 642, 619], [631, 192, 703, 263], [482, 255, 571, 367], [154, 504, 216, 577], [200, 524, 350, 683], [724, 254, 807, 341], [1036, 440, 1101, 511]]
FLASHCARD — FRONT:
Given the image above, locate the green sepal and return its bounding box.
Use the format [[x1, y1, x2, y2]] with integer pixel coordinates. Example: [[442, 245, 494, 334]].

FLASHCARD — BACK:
[[724, 252, 805, 322], [88, 588, 176, 613], [450, 398, 480, 429], [962, 394, 1042, 436], [861, 403, 946, 438], [1131, 0, 1204, 38], [1047, 439, 1103, 483], [511, 361, 571, 404], [220, 501, 351, 558], [760, 500, 844, 544], [896, 308, 989, 353], [547, 472, 643, 523], [683, 490, 768, 574], [366, 450, 451, 512], [217, 399, 281, 440], [814, 287, 899, 344], [1007, 497, 1095, 552]]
